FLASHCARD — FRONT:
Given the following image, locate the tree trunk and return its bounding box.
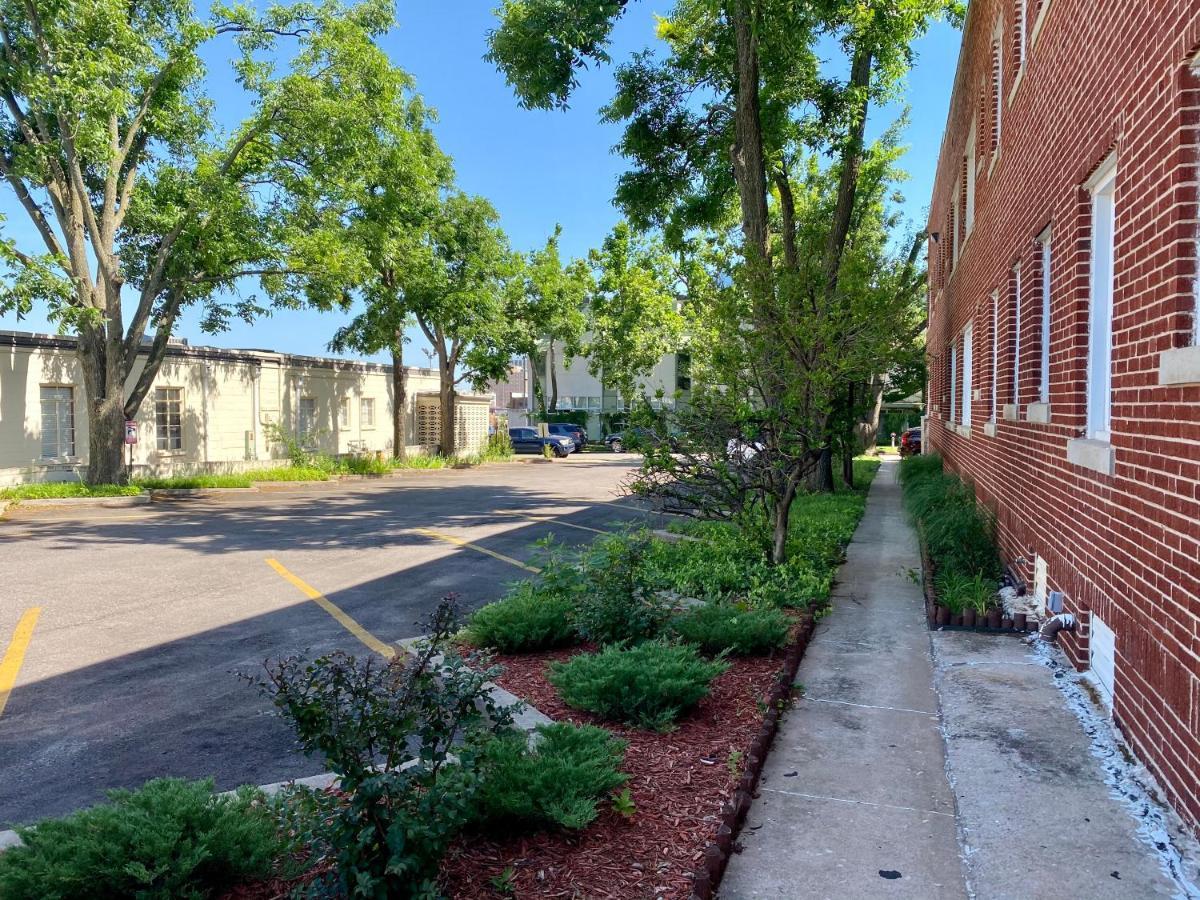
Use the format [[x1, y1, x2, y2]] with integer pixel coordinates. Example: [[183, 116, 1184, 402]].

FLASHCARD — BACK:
[[859, 375, 885, 451], [529, 353, 546, 419], [769, 475, 799, 566], [392, 338, 406, 461], [438, 359, 457, 457], [78, 323, 131, 484], [841, 450, 855, 489], [727, 0, 770, 264], [808, 445, 834, 493], [548, 340, 559, 413]]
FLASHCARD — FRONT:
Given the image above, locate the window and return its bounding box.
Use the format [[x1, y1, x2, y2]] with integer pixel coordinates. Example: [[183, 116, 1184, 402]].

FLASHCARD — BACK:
[[360, 397, 376, 428], [962, 320, 974, 428], [298, 397, 316, 441], [991, 36, 1003, 155], [950, 343, 959, 422], [338, 397, 351, 428], [965, 124, 977, 237], [40, 386, 75, 458], [155, 387, 183, 451], [1038, 227, 1052, 402], [951, 182, 960, 267], [676, 352, 692, 391], [1012, 263, 1023, 405], [1086, 155, 1118, 441], [991, 291, 1000, 421], [1013, 0, 1027, 73]]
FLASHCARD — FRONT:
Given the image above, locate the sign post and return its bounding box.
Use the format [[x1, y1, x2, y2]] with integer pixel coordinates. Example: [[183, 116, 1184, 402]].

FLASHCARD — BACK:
[[124, 420, 137, 474]]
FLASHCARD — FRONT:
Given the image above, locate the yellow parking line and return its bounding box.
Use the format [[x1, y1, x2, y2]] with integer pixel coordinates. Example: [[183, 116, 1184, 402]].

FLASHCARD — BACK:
[[495, 510, 607, 535], [265, 559, 396, 659], [413, 527, 542, 574], [0, 607, 41, 718]]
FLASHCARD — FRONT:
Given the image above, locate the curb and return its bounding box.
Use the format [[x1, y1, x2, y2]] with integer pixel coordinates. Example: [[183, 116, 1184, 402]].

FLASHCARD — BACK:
[[148, 487, 259, 500], [689, 614, 817, 900], [6, 494, 150, 509]]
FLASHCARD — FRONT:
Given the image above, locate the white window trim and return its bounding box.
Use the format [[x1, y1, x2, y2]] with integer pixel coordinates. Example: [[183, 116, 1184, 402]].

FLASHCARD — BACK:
[[1038, 226, 1052, 403], [338, 397, 351, 429], [992, 31, 1004, 159], [1013, 263, 1022, 406], [990, 291, 1000, 422], [1085, 153, 1118, 443], [360, 397, 376, 430], [950, 343, 959, 423], [1029, 0, 1051, 48], [951, 179, 961, 268], [39, 383, 78, 461], [965, 123, 977, 240], [962, 320, 974, 428]]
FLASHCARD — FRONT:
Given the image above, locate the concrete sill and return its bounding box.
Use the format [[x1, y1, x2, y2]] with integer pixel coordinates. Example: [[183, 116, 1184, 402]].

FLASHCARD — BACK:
[[1066, 438, 1115, 476], [1002, 404, 1018, 422], [956, 424, 972, 439], [1026, 402, 1051, 424], [1159, 345, 1200, 385], [983, 422, 998, 438], [943, 420, 956, 430]]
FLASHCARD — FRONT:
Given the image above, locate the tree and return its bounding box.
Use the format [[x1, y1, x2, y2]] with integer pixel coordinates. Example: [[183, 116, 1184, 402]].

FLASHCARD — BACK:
[[514, 226, 591, 416], [326, 93, 454, 460], [584, 222, 683, 411], [403, 193, 524, 456], [0, 0, 402, 483], [487, 0, 955, 494]]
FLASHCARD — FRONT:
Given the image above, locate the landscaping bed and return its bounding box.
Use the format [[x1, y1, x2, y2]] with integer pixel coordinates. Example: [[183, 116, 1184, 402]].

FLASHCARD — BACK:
[[440, 630, 805, 899]]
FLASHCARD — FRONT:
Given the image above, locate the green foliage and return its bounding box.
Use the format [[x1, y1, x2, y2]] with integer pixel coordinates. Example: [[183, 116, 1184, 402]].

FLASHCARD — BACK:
[[935, 571, 996, 616], [247, 466, 331, 482], [485, 429, 515, 459], [248, 597, 513, 898], [572, 530, 671, 644], [472, 724, 627, 831], [134, 474, 253, 489], [463, 582, 577, 652], [611, 786, 636, 819], [671, 602, 790, 656], [0, 482, 142, 501], [900, 455, 1002, 605], [0, 778, 282, 899], [549, 641, 727, 731]]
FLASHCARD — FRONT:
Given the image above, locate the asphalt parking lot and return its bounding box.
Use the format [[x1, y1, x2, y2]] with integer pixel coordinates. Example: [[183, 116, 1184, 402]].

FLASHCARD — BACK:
[[0, 454, 657, 826]]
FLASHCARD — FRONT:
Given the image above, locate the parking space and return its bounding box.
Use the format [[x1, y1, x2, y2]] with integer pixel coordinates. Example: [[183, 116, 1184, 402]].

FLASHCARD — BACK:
[[0, 455, 658, 826]]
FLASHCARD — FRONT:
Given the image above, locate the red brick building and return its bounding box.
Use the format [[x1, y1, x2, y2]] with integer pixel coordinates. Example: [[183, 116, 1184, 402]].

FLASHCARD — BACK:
[[926, 0, 1200, 831]]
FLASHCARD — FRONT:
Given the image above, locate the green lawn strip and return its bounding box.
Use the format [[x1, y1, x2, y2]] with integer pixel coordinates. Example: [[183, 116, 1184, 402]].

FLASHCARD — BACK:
[[0, 482, 142, 501]]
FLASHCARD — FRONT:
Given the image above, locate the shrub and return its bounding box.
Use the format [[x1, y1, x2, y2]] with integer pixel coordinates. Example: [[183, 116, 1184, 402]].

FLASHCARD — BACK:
[[484, 429, 514, 459], [573, 531, 671, 644], [472, 724, 627, 831], [463, 582, 577, 652], [0, 778, 282, 899], [549, 641, 728, 731], [247, 597, 513, 899], [900, 454, 1001, 582], [935, 571, 996, 615], [671, 602, 790, 655]]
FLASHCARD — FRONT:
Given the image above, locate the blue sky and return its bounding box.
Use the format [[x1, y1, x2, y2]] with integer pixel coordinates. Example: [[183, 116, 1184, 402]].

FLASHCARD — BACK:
[[0, 3, 962, 363]]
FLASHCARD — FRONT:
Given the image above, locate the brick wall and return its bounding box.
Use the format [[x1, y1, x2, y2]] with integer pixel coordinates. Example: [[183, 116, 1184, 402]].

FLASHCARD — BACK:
[[927, 0, 1200, 833]]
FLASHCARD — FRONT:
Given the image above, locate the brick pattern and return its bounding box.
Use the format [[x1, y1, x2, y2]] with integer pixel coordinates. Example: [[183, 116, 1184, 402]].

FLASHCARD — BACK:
[[926, 0, 1200, 833]]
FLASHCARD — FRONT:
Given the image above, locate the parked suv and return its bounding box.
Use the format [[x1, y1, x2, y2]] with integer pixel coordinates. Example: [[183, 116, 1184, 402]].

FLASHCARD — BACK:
[[899, 427, 922, 457], [547, 422, 587, 451], [508, 427, 574, 458]]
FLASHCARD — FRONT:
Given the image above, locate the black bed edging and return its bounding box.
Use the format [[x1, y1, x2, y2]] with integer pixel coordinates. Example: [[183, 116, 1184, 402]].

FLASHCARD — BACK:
[[918, 536, 1038, 636], [688, 614, 815, 900]]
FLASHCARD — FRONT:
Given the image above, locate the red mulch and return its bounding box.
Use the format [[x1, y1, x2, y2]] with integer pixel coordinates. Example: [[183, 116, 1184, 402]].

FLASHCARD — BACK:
[[438, 647, 783, 900]]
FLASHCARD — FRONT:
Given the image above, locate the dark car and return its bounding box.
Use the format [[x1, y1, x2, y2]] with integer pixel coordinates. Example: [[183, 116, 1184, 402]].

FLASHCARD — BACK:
[[547, 422, 587, 451], [605, 426, 677, 453], [509, 427, 574, 458], [899, 427, 922, 457]]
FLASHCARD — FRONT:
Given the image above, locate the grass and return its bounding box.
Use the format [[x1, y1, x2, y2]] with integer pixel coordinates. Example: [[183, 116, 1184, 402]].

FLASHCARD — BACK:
[[0, 482, 142, 501]]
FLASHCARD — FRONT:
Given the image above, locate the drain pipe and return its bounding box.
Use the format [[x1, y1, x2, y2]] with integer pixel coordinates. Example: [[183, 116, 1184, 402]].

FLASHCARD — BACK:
[[1037, 612, 1078, 643]]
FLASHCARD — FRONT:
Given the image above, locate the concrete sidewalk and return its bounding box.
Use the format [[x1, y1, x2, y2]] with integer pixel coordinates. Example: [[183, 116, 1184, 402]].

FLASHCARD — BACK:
[[722, 458, 964, 898], [721, 459, 1197, 899]]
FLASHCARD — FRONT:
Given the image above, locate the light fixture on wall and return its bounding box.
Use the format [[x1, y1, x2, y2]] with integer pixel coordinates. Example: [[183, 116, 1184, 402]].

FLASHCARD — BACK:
[[930, 231, 941, 244]]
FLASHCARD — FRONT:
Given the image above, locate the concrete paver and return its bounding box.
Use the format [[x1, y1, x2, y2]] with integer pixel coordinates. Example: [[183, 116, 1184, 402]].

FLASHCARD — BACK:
[[721, 459, 966, 899]]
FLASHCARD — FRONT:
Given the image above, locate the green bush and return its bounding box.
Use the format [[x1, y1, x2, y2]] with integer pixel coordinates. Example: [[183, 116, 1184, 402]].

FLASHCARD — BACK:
[[484, 430, 514, 459], [549, 641, 728, 731], [935, 571, 995, 615], [134, 474, 253, 489], [900, 454, 1001, 583], [0, 778, 282, 899], [573, 531, 671, 644], [463, 582, 577, 652], [472, 724, 627, 831], [671, 602, 790, 655]]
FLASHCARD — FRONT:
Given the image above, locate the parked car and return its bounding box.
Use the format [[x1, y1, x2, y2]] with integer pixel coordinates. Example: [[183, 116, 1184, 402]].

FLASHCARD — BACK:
[[509, 427, 574, 458], [547, 422, 587, 451], [899, 427, 922, 457], [605, 426, 677, 453]]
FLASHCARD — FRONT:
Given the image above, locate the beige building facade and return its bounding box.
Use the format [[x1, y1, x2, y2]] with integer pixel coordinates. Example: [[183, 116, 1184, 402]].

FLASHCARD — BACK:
[[0, 330, 491, 486]]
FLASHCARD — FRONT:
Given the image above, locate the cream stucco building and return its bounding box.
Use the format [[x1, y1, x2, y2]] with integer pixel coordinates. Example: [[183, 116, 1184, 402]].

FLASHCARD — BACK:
[[0, 330, 491, 486]]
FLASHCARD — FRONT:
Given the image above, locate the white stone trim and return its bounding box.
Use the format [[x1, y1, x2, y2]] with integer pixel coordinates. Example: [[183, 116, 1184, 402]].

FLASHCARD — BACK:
[[1067, 437, 1115, 476], [1026, 402, 1052, 424], [1158, 345, 1200, 385], [983, 422, 998, 438], [1002, 403, 1019, 421]]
